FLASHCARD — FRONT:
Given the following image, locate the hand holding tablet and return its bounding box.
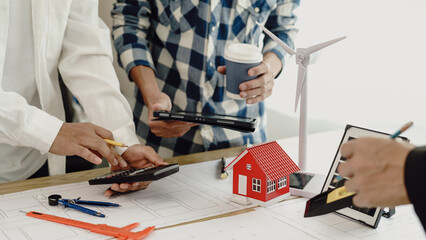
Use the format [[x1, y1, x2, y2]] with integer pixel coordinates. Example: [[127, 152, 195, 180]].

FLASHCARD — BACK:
[[153, 111, 257, 133]]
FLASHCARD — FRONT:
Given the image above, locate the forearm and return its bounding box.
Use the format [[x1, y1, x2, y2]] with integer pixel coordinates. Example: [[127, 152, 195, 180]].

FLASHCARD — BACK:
[[130, 65, 162, 107], [129, 66, 185, 138]]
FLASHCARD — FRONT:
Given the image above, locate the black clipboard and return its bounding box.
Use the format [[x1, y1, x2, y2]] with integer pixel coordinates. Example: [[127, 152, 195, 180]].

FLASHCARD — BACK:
[[320, 124, 408, 228], [153, 111, 257, 133]]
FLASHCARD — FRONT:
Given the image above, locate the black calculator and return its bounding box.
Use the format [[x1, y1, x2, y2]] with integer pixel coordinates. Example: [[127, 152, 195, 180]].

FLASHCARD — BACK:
[[88, 164, 179, 185]]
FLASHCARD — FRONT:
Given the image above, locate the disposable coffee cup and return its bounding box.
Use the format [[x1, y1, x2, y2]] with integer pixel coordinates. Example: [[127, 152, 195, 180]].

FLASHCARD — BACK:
[[224, 43, 263, 100]]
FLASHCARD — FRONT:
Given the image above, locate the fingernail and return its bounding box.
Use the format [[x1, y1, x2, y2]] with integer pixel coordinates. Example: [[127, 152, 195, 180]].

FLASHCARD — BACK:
[[248, 70, 254, 76], [247, 99, 252, 104], [121, 184, 129, 189], [112, 185, 119, 191], [240, 92, 247, 98], [120, 160, 128, 168], [113, 158, 119, 166], [240, 85, 247, 91], [95, 157, 102, 164], [132, 182, 139, 187]]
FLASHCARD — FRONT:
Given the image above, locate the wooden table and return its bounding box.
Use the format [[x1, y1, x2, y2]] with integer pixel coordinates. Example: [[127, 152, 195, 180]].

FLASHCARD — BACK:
[[0, 146, 244, 195]]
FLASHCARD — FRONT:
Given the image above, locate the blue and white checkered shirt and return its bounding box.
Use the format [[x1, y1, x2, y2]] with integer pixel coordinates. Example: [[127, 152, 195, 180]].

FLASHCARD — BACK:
[[112, 0, 299, 157]]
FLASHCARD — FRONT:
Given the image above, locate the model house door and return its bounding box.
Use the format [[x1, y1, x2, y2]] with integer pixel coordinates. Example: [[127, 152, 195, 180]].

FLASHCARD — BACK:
[[238, 175, 247, 195]]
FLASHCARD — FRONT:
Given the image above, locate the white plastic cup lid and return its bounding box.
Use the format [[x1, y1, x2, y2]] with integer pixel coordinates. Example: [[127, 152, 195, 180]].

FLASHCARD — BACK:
[[224, 43, 263, 63]]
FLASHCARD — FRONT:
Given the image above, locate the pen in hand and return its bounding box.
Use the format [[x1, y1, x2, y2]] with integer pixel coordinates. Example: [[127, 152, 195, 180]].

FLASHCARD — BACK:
[[335, 121, 414, 186]]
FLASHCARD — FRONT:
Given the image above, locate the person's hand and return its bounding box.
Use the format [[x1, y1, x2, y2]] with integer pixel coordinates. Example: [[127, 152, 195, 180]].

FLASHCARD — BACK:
[[104, 144, 167, 197], [338, 137, 415, 207], [147, 92, 197, 138], [217, 52, 282, 104], [49, 122, 127, 167], [130, 65, 197, 138]]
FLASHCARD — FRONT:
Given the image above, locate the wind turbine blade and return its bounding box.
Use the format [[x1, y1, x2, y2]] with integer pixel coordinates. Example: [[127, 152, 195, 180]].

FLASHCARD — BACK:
[[256, 22, 296, 55], [306, 36, 346, 55], [294, 64, 306, 112]]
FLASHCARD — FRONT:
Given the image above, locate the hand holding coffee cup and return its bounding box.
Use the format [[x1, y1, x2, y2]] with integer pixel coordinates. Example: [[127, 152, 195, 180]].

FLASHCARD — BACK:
[[223, 43, 263, 100]]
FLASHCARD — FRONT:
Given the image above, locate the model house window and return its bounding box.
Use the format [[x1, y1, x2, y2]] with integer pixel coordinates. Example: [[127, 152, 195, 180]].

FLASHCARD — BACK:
[[246, 164, 251, 170], [252, 178, 261, 192], [267, 180, 276, 193], [278, 176, 287, 189]]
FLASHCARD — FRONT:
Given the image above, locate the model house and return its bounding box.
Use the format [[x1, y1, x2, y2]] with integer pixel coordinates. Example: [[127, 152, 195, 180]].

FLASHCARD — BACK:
[[225, 141, 300, 207]]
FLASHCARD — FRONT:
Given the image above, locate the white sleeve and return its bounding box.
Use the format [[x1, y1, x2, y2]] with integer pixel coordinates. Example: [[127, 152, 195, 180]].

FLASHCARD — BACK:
[[58, 0, 140, 153], [0, 90, 63, 154]]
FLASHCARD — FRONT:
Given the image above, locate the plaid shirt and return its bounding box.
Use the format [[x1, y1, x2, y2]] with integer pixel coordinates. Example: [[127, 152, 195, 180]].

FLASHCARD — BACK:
[[112, 0, 299, 158]]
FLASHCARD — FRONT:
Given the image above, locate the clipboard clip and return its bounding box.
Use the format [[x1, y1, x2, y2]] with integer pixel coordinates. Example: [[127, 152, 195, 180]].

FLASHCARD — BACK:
[[382, 207, 396, 218]]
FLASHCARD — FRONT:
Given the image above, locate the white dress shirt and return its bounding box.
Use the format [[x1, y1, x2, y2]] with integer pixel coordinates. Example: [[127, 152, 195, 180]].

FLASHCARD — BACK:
[[0, 0, 46, 182], [0, 0, 140, 182]]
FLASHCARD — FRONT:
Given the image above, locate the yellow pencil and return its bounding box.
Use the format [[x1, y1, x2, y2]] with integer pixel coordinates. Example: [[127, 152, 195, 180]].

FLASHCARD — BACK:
[[103, 139, 128, 147]]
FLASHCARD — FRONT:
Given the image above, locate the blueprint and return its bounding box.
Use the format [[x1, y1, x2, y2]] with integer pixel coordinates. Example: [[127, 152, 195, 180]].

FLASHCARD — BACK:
[[147, 207, 315, 240], [1, 160, 424, 240], [151, 198, 425, 240], [266, 198, 425, 240], [0, 159, 248, 240]]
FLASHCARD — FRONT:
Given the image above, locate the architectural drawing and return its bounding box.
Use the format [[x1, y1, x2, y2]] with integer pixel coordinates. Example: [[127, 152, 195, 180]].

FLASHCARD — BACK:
[[267, 198, 425, 240], [147, 198, 425, 240], [0, 160, 246, 240], [1, 160, 423, 240]]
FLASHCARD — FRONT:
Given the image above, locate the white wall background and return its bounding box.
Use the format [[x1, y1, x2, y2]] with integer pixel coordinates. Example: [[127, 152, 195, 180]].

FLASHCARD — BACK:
[[99, 0, 426, 144], [266, 0, 426, 143]]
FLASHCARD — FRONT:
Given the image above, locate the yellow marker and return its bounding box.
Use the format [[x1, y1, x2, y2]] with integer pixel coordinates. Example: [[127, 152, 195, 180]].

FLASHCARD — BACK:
[[326, 186, 355, 204], [103, 139, 128, 148]]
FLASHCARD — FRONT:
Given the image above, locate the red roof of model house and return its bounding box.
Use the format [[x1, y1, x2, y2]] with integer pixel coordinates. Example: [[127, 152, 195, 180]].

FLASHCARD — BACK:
[[226, 141, 300, 181]]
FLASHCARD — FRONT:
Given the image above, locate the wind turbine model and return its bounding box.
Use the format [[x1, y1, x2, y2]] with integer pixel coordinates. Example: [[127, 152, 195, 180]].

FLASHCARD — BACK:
[[257, 22, 345, 180]]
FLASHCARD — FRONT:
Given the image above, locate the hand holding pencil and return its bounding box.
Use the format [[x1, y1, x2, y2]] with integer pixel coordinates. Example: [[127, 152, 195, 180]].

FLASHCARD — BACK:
[[104, 139, 128, 148], [50, 122, 168, 197], [338, 122, 415, 207], [49, 122, 128, 168]]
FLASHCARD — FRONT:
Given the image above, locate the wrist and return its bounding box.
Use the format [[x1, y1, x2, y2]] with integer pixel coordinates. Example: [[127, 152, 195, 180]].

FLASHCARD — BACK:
[[263, 52, 282, 78]]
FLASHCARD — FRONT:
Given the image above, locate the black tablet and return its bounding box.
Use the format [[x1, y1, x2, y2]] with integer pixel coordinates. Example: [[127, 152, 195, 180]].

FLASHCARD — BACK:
[[153, 111, 257, 133]]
